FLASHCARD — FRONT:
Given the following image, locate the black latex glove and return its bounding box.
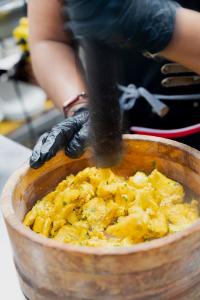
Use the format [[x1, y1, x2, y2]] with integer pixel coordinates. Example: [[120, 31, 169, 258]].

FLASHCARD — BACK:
[[64, 0, 180, 53], [30, 108, 89, 169]]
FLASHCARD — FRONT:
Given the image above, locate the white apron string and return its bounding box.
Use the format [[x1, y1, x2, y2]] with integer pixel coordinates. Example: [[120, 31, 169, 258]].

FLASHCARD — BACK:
[[118, 84, 200, 118]]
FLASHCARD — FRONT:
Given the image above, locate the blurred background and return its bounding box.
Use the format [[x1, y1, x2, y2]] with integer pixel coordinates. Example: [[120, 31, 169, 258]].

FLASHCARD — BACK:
[[0, 0, 63, 149]]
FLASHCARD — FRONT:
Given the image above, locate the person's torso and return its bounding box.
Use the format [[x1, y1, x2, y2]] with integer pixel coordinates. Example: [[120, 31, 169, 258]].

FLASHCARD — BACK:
[[119, 0, 200, 148]]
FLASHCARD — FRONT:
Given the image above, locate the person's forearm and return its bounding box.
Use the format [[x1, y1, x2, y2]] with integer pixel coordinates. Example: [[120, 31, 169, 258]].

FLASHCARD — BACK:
[[161, 8, 200, 75], [30, 40, 87, 109]]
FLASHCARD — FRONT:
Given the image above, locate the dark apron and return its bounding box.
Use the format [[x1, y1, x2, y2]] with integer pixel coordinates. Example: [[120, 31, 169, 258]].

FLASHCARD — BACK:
[[119, 0, 200, 149]]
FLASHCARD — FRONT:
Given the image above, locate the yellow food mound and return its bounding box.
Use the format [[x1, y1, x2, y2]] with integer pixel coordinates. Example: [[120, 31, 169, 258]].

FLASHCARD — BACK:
[[24, 168, 199, 247]]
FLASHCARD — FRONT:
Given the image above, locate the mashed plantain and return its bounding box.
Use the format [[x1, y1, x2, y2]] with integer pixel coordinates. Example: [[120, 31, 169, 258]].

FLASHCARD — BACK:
[[24, 168, 199, 247]]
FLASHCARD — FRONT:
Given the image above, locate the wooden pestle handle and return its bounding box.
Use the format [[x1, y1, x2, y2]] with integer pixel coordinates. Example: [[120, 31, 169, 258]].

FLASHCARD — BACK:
[[81, 40, 123, 167]]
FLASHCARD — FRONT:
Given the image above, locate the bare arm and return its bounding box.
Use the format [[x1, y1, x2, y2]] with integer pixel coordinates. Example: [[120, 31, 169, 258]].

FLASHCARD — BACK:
[[28, 0, 86, 109], [161, 8, 200, 75]]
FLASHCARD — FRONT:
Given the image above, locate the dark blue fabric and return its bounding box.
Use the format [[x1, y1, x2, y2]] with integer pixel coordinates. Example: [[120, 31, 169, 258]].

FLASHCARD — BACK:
[[64, 0, 180, 52]]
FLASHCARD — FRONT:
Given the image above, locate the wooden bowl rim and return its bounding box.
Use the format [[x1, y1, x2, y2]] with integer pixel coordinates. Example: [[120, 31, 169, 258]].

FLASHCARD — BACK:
[[2, 134, 200, 255]]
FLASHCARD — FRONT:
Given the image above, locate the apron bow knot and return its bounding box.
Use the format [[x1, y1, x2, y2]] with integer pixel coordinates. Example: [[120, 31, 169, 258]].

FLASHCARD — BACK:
[[118, 84, 169, 117]]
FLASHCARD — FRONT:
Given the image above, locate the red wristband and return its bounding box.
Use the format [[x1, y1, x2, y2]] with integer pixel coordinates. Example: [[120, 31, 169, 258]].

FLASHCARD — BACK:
[[63, 92, 88, 117]]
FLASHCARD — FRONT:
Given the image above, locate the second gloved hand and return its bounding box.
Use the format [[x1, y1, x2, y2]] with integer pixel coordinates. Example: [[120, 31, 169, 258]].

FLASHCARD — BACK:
[[30, 108, 89, 169]]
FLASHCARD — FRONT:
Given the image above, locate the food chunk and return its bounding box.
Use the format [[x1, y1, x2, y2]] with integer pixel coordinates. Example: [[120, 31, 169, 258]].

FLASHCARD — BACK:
[[24, 168, 199, 247]]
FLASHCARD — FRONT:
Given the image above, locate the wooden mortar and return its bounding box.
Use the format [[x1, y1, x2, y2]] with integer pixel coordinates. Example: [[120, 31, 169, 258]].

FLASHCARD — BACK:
[[2, 135, 200, 300]]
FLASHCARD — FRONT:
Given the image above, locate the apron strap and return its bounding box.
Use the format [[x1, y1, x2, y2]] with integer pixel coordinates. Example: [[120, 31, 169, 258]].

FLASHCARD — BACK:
[[118, 84, 169, 117], [118, 84, 200, 118]]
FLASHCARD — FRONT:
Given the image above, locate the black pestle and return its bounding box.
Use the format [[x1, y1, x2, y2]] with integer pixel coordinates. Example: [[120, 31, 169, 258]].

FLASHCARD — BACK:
[[81, 40, 123, 167]]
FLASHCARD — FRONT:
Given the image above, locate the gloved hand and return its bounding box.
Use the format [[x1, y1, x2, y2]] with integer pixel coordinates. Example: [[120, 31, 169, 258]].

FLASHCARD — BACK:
[[64, 0, 180, 53], [30, 108, 89, 169]]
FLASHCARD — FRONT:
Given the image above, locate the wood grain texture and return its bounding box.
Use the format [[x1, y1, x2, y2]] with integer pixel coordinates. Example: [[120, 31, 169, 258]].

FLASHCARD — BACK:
[[2, 135, 200, 300]]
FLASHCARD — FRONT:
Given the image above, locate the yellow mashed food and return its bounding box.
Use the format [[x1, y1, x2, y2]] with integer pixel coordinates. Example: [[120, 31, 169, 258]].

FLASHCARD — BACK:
[[24, 168, 199, 247]]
